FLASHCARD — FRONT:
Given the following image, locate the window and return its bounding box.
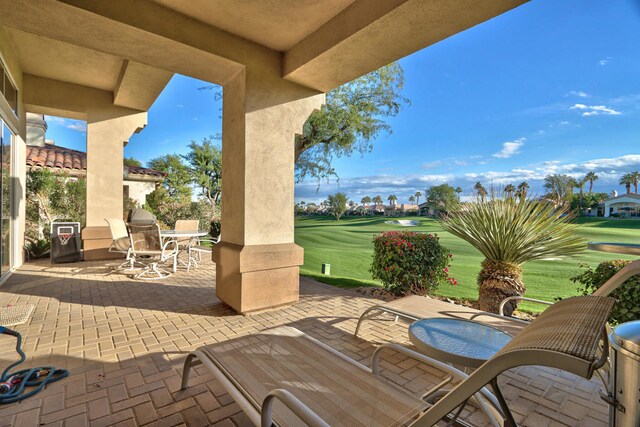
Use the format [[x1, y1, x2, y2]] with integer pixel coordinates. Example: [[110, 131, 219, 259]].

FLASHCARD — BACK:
[[0, 58, 18, 117], [0, 119, 13, 274]]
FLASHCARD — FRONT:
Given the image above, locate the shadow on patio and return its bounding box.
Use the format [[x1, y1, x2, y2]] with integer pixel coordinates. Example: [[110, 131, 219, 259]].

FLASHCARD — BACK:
[[0, 258, 608, 426]]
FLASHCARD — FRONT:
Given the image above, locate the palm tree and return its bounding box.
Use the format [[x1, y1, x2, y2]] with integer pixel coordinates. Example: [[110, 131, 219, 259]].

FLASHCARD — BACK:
[[504, 184, 516, 198], [619, 173, 634, 194], [441, 196, 584, 313], [360, 196, 371, 207], [631, 171, 640, 193], [473, 182, 487, 201], [414, 191, 422, 206], [516, 181, 529, 200], [544, 174, 574, 207], [584, 171, 598, 193], [387, 194, 397, 206], [372, 195, 383, 205], [575, 178, 586, 211], [408, 195, 415, 203], [454, 187, 463, 200]]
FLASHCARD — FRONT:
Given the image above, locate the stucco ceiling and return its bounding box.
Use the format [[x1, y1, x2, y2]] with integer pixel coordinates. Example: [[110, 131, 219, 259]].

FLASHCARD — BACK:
[[6, 28, 123, 91], [152, 0, 356, 51]]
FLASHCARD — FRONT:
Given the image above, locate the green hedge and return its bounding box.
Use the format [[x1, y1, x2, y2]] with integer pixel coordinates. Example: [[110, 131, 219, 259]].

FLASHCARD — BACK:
[[571, 260, 640, 324], [370, 231, 454, 296]]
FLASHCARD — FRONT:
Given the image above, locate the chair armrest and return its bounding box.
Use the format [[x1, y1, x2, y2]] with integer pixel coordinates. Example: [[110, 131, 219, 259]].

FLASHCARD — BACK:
[[468, 312, 530, 326], [261, 389, 329, 427], [498, 296, 553, 317], [194, 238, 218, 246], [372, 343, 467, 378], [371, 344, 502, 419]]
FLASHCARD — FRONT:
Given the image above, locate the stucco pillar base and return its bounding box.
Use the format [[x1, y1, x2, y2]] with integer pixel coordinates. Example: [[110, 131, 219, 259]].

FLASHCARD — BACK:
[[212, 242, 303, 314]]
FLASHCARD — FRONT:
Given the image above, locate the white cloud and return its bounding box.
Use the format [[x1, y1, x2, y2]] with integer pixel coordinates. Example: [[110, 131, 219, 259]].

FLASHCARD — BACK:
[[559, 121, 570, 126], [568, 90, 589, 98], [66, 122, 87, 132], [176, 104, 184, 108], [570, 104, 621, 116], [422, 160, 443, 169], [454, 160, 467, 166], [45, 116, 87, 132], [599, 57, 611, 66], [493, 138, 525, 158], [295, 154, 640, 203]]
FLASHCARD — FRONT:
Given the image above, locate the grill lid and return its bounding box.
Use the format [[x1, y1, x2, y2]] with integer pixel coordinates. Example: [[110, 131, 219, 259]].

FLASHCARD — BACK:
[[610, 320, 640, 356]]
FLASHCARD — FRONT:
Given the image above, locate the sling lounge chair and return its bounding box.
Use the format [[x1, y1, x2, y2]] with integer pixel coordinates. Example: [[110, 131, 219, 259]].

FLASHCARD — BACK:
[[182, 295, 613, 427], [354, 259, 640, 338]]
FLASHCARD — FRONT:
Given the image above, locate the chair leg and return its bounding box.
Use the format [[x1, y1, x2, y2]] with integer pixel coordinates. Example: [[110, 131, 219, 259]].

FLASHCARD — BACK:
[[181, 354, 202, 390], [490, 378, 517, 427]]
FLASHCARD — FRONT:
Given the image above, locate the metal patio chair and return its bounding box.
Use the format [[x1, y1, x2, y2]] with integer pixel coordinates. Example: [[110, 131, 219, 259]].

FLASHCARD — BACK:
[[105, 217, 141, 271], [127, 223, 178, 279], [182, 295, 614, 427]]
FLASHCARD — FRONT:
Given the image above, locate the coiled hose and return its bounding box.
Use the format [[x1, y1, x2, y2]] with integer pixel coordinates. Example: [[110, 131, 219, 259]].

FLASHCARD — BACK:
[[0, 326, 68, 404]]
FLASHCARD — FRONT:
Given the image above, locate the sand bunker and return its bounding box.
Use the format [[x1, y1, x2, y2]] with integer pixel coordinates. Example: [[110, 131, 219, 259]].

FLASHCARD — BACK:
[[385, 220, 420, 226]]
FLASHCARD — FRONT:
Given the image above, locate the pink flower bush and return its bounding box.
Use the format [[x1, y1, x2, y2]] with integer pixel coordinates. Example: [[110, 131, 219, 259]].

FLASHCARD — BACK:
[[370, 231, 455, 296]]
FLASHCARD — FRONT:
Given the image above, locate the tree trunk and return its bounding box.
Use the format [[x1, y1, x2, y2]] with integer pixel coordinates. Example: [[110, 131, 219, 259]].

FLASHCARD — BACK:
[[477, 259, 525, 314]]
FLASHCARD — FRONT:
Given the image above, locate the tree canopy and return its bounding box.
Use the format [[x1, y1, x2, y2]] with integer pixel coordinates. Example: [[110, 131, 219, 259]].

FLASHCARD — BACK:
[[295, 62, 409, 184], [124, 157, 142, 167], [148, 154, 192, 198], [327, 192, 348, 221], [426, 184, 459, 214], [544, 174, 576, 207], [182, 137, 222, 206]]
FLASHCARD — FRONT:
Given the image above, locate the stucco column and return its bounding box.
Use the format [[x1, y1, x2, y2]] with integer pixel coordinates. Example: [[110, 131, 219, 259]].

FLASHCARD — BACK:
[[213, 69, 323, 313], [85, 112, 147, 226], [82, 111, 146, 261]]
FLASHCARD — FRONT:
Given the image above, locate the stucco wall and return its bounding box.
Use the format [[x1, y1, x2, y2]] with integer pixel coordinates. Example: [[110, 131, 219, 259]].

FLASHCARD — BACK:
[[124, 180, 156, 206]]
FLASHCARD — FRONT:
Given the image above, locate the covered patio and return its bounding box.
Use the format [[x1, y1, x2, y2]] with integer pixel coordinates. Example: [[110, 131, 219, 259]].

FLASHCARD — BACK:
[[0, 259, 608, 426]]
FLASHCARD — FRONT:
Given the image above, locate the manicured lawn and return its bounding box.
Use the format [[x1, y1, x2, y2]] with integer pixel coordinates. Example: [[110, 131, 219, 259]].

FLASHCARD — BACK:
[[295, 215, 640, 312]]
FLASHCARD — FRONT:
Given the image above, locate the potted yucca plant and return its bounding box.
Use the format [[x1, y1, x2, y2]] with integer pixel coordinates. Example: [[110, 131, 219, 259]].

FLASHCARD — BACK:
[[440, 194, 585, 314]]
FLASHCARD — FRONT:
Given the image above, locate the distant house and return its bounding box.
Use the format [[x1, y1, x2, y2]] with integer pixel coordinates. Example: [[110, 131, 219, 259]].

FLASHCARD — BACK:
[[384, 203, 419, 216], [602, 193, 640, 218], [418, 202, 436, 216], [26, 144, 166, 206], [366, 204, 385, 214]]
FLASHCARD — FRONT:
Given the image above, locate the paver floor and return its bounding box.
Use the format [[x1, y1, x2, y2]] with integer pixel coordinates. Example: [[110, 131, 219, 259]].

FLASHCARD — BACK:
[[0, 257, 609, 426]]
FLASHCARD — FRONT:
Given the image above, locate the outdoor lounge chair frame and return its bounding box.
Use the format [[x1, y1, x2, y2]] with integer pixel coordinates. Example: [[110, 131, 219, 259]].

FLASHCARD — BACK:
[[354, 259, 640, 338], [182, 295, 613, 427]]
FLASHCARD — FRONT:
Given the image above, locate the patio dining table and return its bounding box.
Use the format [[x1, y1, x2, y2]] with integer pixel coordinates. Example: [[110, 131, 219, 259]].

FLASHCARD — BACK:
[[160, 229, 209, 269]]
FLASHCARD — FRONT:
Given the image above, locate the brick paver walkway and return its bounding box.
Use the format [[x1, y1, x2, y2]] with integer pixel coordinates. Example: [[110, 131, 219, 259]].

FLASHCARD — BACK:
[[0, 257, 609, 426]]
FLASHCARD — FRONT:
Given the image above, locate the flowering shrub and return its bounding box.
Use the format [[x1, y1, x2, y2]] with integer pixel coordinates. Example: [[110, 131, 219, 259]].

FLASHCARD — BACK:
[[370, 231, 455, 296], [571, 260, 640, 324]]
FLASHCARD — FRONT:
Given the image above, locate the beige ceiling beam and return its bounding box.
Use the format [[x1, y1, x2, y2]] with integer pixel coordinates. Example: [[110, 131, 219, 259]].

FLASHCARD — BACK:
[[23, 74, 143, 121], [113, 60, 173, 111], [284, 0, 528, 92], [0, 0, 256, 85]]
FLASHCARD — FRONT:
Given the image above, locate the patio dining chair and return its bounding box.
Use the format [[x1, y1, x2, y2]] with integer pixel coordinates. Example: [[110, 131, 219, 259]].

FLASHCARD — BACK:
[[127, 223, 178, 279], [186, 236, 218, 271], [174, 219, 200, 250], [182, 295, 614, 427], [105, 217, 140, 271]]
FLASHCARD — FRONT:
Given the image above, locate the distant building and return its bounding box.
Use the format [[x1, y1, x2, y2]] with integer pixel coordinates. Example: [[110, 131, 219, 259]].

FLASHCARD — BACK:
[[602, 193, 640, 218], [26, 114, 165, 206]]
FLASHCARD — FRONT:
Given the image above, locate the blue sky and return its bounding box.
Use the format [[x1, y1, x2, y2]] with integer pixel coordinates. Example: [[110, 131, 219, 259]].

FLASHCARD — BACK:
[[45, 0, 640, 204]]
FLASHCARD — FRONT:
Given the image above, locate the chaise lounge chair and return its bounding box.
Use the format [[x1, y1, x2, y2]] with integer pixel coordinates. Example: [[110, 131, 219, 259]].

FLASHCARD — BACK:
[[354, 259, 640, 338], [182, 295, 613, 427]]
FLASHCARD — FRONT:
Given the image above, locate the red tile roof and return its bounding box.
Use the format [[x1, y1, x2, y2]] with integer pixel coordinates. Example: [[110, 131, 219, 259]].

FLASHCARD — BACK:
[[25, 144, 166, 179]]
